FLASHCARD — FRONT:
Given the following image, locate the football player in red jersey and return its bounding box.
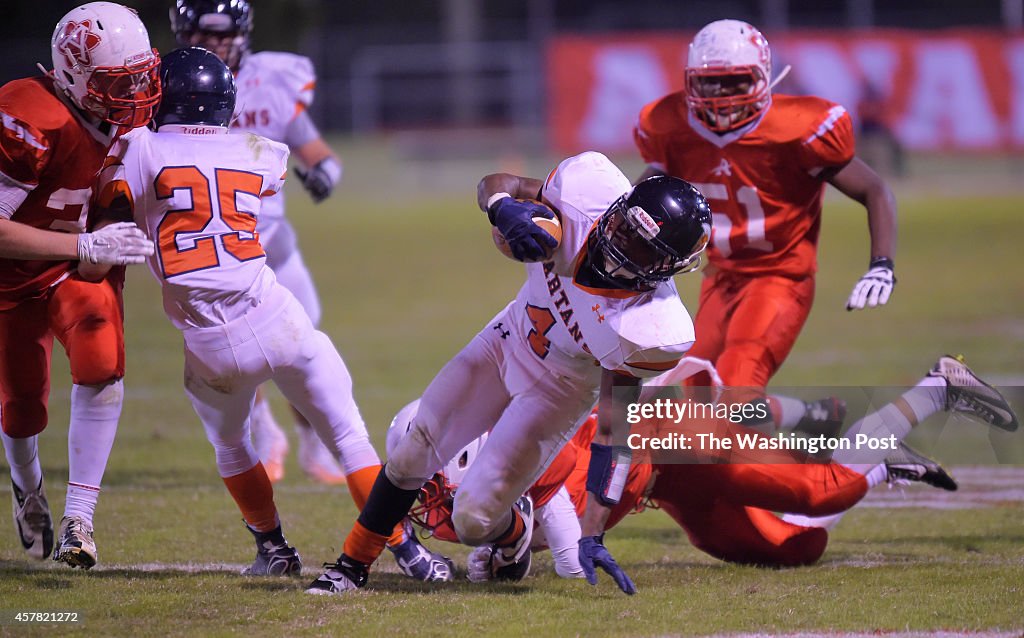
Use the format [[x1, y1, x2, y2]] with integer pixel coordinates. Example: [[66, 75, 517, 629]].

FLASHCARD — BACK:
[[634, 20, 898, 401], [0, 2, 158, 569], [397, 356, 1017, 571]]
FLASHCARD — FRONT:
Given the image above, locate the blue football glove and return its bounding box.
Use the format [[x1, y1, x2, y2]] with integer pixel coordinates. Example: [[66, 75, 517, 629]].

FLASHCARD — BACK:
[[488, 196, 558, 262], [578, 534, 636, 595]]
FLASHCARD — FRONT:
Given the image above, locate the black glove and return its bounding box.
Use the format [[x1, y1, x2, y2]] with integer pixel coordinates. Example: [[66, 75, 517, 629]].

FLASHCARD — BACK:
[[488, 196, 558, 262], [294, 159, 337, 203]]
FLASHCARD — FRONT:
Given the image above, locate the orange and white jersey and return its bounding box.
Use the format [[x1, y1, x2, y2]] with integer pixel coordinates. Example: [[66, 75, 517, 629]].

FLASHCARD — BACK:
[[510, 151, 695, 383], [634, 93, 855, 278], [98, 125, 289, 329], [231, 51, 315, 226]]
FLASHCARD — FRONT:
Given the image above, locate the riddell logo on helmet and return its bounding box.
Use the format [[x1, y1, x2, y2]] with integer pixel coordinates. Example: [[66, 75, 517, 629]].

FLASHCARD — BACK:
[[57, 20, 102, 69], [627, 206, 661, 240]]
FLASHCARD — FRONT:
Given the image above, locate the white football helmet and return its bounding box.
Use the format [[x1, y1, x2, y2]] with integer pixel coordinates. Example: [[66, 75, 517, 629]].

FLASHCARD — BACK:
[[50, 2, 161, 128], [685, 19, 776, 133], [387, 399, 489, 533]]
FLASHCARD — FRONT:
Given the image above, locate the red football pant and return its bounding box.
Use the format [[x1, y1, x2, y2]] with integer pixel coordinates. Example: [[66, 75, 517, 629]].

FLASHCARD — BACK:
[[649, 461, 868, 567], [0, 275, 125, 437], [687, 271, 815, 389]]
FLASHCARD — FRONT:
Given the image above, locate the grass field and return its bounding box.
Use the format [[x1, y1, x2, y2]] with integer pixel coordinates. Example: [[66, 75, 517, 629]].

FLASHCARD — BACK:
[[0, 145, 1022, 637]]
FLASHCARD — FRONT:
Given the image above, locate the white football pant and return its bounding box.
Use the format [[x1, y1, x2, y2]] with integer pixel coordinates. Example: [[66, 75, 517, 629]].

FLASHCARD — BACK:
[[386, 304, 597, 546], [182, 284, 377, 478], [263, 219, 322, 327]]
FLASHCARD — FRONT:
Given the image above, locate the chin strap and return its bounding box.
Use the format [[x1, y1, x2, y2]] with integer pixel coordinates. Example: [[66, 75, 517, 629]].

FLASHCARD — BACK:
[[768, 64, 792, 92]]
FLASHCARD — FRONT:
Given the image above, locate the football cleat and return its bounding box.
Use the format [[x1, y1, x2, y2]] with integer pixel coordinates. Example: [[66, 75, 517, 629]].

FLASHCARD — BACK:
[[53, 516, 97, 569], [250, 398, 289, 483], [884, 442, 958, 491], [295, 424, 347, 485], [242, 523, 303, 576], [794, 396, 847, 439], [11, 480, 53, 561], [388, 522, 454, 582], [467, 495, 534, 582], [305, 554, 369, 595], [929, 355, 1019, 431]]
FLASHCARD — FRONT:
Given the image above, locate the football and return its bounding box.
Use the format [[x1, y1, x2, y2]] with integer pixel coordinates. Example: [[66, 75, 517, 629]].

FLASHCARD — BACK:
[[492, 202, 562, 263]]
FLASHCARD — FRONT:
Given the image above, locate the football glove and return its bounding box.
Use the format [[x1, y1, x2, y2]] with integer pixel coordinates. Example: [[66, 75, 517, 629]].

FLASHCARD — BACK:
[[846, 257, 895, 311], [77, 222, 154, 265], [578, 534, 636, 595], [488, 196, 558, 262], [294, 157, 341, 203]]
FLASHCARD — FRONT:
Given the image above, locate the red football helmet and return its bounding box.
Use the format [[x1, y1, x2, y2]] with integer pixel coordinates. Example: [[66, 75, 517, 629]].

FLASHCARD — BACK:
[[50, 2, 161, 128], [685, 20, 777, 133]]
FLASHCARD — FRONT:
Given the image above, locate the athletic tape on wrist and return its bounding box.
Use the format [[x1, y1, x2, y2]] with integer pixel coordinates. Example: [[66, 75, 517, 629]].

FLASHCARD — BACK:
[[486, 192, 512, 224], [586, 443, 632, 506]]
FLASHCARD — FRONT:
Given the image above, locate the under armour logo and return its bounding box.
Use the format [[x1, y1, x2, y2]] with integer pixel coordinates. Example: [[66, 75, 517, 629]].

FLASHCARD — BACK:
[[712, 158, 732, 177], [493, 322, 510, 339], [56, 20, 102, 69], [591, 304, 605, 323]]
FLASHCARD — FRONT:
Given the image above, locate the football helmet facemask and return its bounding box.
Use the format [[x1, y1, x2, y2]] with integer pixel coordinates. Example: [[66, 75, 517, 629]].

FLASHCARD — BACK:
[[170, 0, 253, 71], [50, 2, 161, 128], [155, 47, 236, 129], [586, 176, 712, 292], [685, 19, 774, 133]]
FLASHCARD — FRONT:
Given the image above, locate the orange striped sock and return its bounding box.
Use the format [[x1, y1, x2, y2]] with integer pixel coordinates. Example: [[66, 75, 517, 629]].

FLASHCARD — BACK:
[[343, 520, 390, 566], [346, 465, 406, 546], [222, 462, 278, 532], [492, 507, 525, 547]]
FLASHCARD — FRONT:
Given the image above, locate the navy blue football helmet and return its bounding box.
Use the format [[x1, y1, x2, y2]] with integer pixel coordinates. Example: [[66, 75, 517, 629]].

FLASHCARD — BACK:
[[170, 0, 253, 70], [154, 47, 236, 128], [585, 176, 712, 292]]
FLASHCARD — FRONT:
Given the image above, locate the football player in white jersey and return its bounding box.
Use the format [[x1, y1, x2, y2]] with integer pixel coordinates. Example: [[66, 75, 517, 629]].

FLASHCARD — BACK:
[[306, 152, 712, 595], [86, 47, 454, 581], [170, 0, 345, 484]]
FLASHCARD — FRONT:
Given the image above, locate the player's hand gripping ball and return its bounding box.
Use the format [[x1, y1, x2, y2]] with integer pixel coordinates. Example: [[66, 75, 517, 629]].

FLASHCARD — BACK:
[[491, 199, 562, 262]]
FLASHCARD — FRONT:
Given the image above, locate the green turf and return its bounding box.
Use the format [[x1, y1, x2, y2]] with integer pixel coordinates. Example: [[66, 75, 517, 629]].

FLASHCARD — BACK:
[[0, 150, 1022, 636]]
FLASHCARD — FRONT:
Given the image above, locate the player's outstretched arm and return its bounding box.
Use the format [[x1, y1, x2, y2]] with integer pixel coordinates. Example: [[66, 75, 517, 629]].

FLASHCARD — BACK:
[[826, 157, 898, 311], [0, 218, 80, 261], [578, 369, 641, 596]]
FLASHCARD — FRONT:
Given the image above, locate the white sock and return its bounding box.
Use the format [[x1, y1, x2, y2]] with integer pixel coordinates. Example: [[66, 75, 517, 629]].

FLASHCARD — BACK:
[[833, 403, 913, 465], [65, 381, 123, 524], [902, 376, 946, 422], [2, 432, 43, 493], [768, 395, 807, 429]]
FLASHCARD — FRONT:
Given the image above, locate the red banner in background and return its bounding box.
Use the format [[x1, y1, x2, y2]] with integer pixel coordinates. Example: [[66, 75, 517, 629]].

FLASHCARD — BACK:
[[547, 30, 1024, 153]]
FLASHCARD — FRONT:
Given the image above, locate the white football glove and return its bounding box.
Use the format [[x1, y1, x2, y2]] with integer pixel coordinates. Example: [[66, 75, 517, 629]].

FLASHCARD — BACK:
[[77, 222, 155, 265], [846, 257, 895, 311], [467, 544, 497, 583]]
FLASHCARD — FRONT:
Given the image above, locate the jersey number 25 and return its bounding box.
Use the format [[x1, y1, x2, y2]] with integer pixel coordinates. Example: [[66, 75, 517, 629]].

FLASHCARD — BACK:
[[155, 166, 265, 278]]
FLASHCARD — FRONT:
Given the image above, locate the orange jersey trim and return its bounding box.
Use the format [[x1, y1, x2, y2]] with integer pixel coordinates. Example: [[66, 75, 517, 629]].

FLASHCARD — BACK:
[[571, 222, 642, 300]]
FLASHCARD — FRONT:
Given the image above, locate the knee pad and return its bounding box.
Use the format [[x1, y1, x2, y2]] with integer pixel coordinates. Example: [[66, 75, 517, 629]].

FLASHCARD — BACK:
[[452, 488, 503, 546]]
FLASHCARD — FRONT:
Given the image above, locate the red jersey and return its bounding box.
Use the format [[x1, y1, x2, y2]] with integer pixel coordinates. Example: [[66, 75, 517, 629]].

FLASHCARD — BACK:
[[634, 93, 855, 278], [0, 77, 114, 310]]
